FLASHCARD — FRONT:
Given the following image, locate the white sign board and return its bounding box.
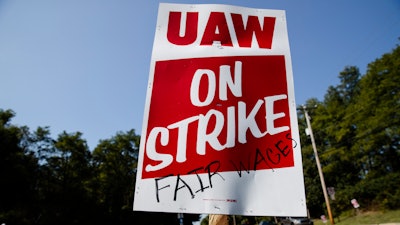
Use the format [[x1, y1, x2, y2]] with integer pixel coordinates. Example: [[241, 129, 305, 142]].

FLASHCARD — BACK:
[[133, 3, 307, 217]]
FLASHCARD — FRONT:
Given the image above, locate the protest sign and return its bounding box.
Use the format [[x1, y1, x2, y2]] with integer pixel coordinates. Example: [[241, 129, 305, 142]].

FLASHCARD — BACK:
[[133, 3, 307, 216]]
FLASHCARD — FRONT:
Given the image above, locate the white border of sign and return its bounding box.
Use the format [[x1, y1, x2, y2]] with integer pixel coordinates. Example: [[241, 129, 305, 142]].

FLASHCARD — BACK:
[[134, 3, 307, 217]]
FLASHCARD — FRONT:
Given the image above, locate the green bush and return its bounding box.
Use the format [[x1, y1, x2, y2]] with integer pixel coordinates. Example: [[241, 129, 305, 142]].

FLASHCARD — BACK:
[[332, 172, 400, 214]]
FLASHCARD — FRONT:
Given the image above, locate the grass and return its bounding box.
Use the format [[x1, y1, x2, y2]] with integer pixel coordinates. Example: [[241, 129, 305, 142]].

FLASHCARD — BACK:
[[313, 209, 400, 225]]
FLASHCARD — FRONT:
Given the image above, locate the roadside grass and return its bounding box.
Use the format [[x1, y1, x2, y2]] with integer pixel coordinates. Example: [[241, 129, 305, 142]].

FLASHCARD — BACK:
[[313, 209, 400, 225]]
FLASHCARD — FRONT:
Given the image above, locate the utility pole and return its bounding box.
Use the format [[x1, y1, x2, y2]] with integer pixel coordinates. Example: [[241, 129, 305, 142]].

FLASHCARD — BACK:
[[300, 105, 334, 225]]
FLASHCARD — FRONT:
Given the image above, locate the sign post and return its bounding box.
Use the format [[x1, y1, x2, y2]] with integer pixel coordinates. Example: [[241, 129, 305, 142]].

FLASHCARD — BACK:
[[301, 106, 334, 224], [134, 3, 306, 217]]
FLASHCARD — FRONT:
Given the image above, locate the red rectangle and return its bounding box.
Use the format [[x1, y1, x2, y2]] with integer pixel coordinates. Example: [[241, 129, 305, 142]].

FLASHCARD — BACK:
[[142, 55, 295, 179]]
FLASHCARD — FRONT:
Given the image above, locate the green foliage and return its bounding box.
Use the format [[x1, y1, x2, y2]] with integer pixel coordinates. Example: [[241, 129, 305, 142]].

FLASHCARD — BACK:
[[92, 130, 139, 223], [0, 110, 192, 225], [301, 44, 400, 217], [0, 110, 39, 224]]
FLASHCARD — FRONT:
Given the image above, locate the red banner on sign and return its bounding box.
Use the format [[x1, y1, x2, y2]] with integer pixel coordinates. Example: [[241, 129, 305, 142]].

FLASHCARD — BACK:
[[142, 55, 294, 179]]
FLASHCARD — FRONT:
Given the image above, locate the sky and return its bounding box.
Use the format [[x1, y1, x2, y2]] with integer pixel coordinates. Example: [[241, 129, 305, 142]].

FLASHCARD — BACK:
[[0, 0, 399, 150]]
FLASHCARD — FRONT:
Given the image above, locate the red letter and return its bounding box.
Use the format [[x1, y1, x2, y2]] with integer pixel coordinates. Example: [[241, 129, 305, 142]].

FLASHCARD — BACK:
[[231, 13, 276, 49], [200, 12, 233, 47], [167, 12, 198, 45]]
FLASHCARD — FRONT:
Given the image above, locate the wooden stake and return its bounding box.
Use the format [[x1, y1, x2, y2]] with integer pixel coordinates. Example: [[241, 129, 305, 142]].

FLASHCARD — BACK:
[[209, 214, 229, 225]]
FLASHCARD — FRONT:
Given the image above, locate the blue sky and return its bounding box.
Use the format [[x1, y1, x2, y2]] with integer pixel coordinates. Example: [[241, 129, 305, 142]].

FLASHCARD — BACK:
[[0, 0, 399, 150]]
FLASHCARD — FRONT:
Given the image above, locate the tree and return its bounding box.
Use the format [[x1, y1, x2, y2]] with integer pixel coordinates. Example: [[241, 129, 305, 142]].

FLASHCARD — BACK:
[[92, 130, 140, 224], [310, 66, 362, 189], [37, 131, 94, 225], [350, 45, 400, 178], [0, 109, 39, 224], [300, 44, 400, 215]]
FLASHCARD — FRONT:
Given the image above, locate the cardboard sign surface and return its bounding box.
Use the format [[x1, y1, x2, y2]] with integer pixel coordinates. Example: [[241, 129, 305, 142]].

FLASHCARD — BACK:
[[134, 3, 306, 216]]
